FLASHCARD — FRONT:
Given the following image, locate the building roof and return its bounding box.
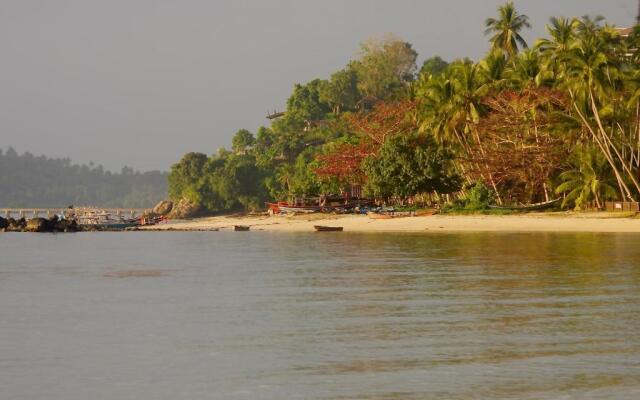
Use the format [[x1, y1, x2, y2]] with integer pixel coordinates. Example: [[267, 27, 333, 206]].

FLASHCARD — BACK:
[[617, 27, 634, 38]]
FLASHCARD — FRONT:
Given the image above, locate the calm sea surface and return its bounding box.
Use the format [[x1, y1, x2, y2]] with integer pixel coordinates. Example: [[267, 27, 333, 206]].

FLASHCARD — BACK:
[[1, 232, 640, 399]]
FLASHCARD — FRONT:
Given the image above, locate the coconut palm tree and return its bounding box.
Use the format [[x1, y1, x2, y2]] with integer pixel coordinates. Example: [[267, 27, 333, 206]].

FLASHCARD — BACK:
[[485, 1, 531, 57], [276, 163, 296, 199], [479, 49, 509, 89], [536, 17, 578, 54], [559, 18, 640, 200], [508, 49, 544, 88], [417, 60, 506, 202], [535, 17, 579, 81], [555, 146, 617, 209]]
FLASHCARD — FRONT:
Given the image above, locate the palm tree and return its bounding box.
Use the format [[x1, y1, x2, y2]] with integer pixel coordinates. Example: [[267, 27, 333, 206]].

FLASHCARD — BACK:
[[535, 17, 579, 81], [276, 163, 296, 199], [417, 61, 505, 202], [479, 49, 509, 89], [559, 17, 640, 200], [508, 49, 544, 87], [485, 1, 531, 57], [555, 146, 617, 209], [536, 17, 578, 55]]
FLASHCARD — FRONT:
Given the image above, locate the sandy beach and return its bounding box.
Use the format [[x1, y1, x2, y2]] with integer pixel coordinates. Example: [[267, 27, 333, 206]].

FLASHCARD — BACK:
[[143, 212, 640, 233]]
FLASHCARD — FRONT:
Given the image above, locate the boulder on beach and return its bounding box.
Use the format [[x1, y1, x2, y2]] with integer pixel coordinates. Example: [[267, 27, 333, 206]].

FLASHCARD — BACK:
[[167, 198, 201, 219], [152, 200, 173, 216], [0, 216, 8, 230]]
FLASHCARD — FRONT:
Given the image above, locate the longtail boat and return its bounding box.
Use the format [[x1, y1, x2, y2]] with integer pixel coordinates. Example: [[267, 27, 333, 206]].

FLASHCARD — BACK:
[[314, 225, 343, 232], [234, 225, 250, 231], [488, 198, 561, 211], [278, 205, 323, 214], [266, 202, 322, 214], [75, 210, 141, 230]]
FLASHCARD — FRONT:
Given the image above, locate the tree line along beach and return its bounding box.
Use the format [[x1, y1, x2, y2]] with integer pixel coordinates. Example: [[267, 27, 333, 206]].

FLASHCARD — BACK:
[[5, 2, 640, 233]]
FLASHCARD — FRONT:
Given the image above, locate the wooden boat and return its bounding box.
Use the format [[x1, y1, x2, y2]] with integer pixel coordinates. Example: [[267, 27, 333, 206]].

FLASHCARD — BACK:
[[488, 198, 561, 211], [368, 213, 394, 219], [415, 209, 439, 217], [234, 225, 250, 231], [75, 210, 140, 230], [314, 225, 343, 232], [278, 205, 323, 214]]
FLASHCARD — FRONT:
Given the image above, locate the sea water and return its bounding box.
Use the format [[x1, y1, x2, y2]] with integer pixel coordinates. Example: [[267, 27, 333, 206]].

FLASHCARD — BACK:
[[1, 232, 639, 399]]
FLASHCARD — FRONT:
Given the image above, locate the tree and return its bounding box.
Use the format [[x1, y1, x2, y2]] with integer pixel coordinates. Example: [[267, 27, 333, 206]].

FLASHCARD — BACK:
[[555, 146, 617, 209], [0, 148, 167, 208], [314, 101, 418, 186], [559, 17, 640, 201], [286, 79, 331, 121], [417, 60, 503, 200], [231, 129, 256, 154], [167, 152, 208, 201], [485, 1, 531, 57], [419, 56, 449, 77], [535, 16, 579, 79], [319, 66, 360, 114], [472, 87, 569, 203], [353, 35, 418, 99], [362, 133, 460, 202]]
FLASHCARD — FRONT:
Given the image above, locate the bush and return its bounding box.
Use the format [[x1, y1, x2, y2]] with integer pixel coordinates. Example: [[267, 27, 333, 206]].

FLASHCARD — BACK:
[[439, 182, 495, 212], [464, 182, 494, 210]]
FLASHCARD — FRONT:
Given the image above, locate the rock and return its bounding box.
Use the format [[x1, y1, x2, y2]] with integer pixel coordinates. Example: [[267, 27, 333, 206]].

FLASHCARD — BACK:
[[167, 197, 201, 219], [26, 218, 49, 232], [0, 216, 8, 230], [152, 200, 173, 216], [7, 218, 26, 232], [55, 218, 79, 232]]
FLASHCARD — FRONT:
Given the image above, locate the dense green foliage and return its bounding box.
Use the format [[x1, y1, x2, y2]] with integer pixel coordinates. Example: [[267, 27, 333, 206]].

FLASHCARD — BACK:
[[462, 182, 495, 211], [0, 147, 167, 208], [170, 2, 640, 213], [362, 134, 460, 202]]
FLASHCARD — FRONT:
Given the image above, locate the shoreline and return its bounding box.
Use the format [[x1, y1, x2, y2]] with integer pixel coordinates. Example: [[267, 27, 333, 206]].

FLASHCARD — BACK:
[[140, 212, 640, 234]]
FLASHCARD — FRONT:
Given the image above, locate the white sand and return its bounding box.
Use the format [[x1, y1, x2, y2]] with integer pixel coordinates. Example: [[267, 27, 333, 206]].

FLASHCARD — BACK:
[[143, 213, 640, 233]]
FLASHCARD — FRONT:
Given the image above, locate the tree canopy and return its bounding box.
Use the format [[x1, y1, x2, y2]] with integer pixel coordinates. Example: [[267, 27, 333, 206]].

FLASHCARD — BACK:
[[0, 148, 167, 208], [168, 2, 640, 213]]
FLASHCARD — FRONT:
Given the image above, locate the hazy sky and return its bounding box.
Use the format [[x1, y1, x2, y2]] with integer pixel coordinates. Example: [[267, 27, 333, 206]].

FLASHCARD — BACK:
[[0, 0, 636, 171]]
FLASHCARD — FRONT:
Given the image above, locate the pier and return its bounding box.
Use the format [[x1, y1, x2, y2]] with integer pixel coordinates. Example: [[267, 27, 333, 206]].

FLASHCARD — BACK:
[[2, 207, 149, 219]]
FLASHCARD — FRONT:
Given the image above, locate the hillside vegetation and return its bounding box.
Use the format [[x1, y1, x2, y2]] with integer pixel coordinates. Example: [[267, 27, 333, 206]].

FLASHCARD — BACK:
[[0, 147, 167, 208], [168, 3, 640, 212]]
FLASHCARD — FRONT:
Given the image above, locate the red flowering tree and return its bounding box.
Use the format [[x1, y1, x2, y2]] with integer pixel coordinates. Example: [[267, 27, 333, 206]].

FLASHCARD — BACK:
[[314, 101, 417, 186]]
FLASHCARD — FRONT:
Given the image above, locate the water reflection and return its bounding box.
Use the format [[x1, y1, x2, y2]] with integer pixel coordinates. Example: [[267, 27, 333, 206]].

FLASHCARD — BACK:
[[0, 232, 639, 399]]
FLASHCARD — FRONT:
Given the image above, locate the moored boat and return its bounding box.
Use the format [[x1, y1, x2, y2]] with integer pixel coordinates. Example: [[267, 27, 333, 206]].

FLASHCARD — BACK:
[[488, 198, 561, 211], [234, 225, 250, 231], [278, 205, 323, 214], [314, 225, 343, 232], [75, 210, 141, 230]]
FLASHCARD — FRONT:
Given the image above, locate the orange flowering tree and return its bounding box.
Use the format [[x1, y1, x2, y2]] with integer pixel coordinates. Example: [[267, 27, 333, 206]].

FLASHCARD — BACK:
[[313, 101, 417, 186]]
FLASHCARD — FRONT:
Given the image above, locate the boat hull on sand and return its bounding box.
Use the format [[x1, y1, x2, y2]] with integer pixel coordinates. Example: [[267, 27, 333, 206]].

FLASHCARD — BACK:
[[314, 225, 344, 232], [488, 198, 561, 211]]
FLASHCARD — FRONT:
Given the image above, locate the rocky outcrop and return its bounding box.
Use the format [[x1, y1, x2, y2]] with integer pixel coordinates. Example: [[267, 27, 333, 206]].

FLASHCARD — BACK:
[[26, 217, 49, 232], [6, 218, 27, 232], [167, 198, 201, 219], [2, 216, 79, 233], [152, 200, 173, 216]]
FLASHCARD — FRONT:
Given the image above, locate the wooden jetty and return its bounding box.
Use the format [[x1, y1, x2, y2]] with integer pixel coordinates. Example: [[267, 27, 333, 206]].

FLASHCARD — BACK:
[[2, 207, 149, 219]]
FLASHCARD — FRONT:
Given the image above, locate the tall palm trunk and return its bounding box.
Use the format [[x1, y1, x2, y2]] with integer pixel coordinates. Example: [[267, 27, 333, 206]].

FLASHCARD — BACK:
[[572, 99, 633, 200], [589, 94, 640, 197]]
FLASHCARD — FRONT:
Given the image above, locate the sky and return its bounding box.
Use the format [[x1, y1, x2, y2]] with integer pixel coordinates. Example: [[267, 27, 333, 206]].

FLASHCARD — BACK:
[[0, 0, 637, 171]]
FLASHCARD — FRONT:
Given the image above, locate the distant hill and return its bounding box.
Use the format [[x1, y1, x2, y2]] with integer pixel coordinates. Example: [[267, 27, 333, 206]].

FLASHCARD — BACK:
[[0, 147, 168, 208]]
